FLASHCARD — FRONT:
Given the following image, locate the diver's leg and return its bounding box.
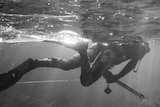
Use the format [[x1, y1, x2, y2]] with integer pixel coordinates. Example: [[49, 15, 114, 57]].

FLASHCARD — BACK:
[[79, 50, 106, 87], [0, 54, 81, 92], [61, 42, 92, 85], [32, 54, 81, 70], [64, 42, 109, 86], [0, 58, 34, 92], [66, 42, 96, 86], [66, 42, 104, 86]]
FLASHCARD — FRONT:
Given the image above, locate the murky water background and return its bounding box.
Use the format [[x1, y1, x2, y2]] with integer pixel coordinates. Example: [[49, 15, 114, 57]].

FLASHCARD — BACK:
[[0, 0, 160, 107]]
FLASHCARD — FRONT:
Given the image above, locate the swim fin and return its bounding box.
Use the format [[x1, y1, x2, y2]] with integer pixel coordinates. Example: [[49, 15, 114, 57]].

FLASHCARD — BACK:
[[0, 69, 23, 92]]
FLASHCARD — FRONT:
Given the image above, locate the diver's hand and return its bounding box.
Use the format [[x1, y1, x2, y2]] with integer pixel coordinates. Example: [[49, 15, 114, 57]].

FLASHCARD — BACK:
[[103, 71, 119, 83]]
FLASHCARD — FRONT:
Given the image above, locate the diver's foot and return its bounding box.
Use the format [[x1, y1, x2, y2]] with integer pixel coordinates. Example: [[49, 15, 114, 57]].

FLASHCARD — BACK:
[[64, 42, 88, 52], [0, 70, 23, 92]]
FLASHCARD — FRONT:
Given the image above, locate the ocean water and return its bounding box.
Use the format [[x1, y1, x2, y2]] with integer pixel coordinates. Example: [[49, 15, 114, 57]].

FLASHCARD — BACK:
[[0, 0, 160, 107]]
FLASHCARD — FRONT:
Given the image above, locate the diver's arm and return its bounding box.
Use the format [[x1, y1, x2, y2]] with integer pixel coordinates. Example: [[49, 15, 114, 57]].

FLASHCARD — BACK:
[[104, 57, 139, 83], [116, 57, 139, 79], [117, 41, 150, 79]]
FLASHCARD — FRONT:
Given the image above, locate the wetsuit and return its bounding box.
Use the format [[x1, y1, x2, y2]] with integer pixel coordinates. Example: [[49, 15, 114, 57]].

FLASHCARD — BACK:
[[0, 42, 102, 91], [0, 37, 150, 92]]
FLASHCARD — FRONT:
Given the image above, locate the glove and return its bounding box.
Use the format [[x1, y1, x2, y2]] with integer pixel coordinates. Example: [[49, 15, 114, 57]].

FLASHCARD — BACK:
[[103, 71, 119, 83]]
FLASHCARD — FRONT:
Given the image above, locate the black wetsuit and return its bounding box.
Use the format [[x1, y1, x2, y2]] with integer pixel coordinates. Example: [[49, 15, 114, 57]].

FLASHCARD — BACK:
[[0, 38, 150, 91]]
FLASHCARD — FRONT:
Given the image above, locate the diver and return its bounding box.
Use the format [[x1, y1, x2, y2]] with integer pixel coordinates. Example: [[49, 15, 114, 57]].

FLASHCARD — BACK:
[[0, 36, 150, 92]]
